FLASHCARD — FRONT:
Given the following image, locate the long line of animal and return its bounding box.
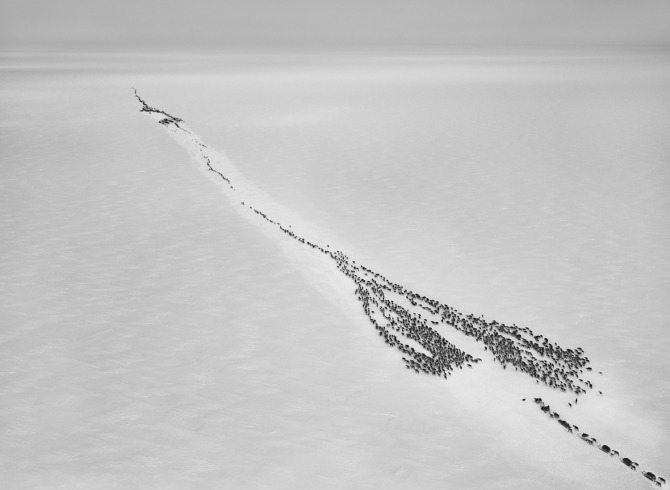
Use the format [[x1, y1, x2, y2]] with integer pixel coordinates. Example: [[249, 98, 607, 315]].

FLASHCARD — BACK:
[[133, 90, 666, 488]]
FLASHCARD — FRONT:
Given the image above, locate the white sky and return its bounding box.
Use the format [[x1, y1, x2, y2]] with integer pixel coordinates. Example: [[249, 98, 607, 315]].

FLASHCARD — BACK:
[[1, 0, 670, 51]]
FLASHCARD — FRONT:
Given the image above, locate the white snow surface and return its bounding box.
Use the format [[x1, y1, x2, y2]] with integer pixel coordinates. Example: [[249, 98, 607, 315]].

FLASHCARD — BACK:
[[1, 52, 669, 489]]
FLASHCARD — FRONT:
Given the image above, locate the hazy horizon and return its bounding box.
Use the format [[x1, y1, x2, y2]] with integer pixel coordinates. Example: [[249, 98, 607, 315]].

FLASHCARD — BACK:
[[2, 0, 670, 53]]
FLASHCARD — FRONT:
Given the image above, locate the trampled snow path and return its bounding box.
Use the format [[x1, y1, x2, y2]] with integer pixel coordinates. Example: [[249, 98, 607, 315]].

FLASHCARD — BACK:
[[133, 89, 667, 488]]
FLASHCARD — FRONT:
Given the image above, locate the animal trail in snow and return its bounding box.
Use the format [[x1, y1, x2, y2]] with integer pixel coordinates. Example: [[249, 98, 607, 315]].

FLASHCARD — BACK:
[[133, 90, 666, 488]]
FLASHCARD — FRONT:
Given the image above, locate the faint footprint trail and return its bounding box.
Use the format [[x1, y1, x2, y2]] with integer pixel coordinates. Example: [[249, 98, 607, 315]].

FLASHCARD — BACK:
[[133, 90, 666, 488]]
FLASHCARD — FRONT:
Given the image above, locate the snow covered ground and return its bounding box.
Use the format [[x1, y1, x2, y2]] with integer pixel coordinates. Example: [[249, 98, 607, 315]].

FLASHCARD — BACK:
[[1, 51, 669, 488]]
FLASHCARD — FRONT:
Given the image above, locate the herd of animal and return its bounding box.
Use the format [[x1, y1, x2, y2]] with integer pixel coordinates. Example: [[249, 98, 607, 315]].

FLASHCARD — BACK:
[[531, 397, 665, 487], [134, 91, 666, 488]]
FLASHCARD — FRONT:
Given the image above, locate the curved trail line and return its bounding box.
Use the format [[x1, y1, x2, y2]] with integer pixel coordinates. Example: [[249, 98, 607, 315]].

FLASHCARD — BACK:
[[133, 90, 666, 488]]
